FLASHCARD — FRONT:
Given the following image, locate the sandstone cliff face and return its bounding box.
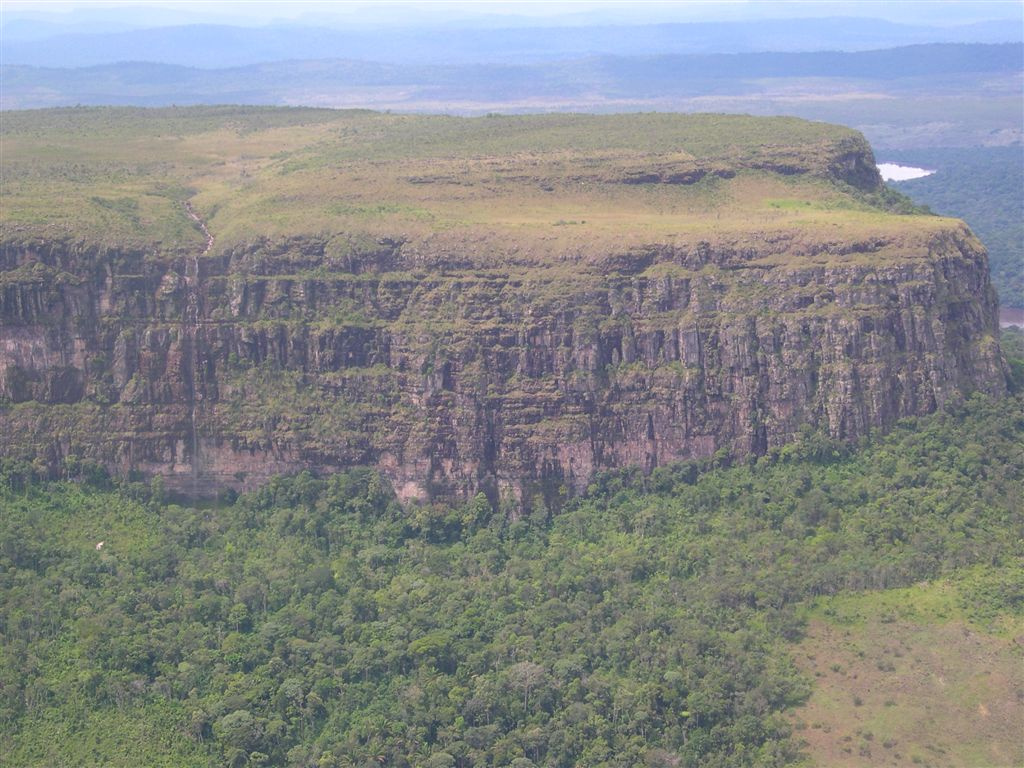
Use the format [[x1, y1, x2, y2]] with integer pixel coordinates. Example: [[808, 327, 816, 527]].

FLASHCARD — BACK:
[[0, 219, 1007, 507]]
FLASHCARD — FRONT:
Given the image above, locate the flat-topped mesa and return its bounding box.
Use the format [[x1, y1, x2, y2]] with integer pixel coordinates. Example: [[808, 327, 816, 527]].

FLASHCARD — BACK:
[[0, 108, 1007, 506]]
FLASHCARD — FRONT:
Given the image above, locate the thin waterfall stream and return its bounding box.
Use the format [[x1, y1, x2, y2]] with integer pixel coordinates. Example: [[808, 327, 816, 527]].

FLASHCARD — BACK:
[[183, 201, 214, 497]]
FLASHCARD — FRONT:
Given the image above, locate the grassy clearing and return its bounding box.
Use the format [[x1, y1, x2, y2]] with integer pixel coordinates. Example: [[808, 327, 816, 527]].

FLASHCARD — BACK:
[[791, 573, 1024, 768]]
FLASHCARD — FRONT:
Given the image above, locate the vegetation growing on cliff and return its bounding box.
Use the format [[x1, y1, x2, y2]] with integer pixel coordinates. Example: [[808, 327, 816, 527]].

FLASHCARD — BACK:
[[2, 388, 1021, 768]]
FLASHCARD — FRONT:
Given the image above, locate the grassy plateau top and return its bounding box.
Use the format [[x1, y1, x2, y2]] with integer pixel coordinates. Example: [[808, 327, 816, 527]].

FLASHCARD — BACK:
[[1, 106, 963, 265]]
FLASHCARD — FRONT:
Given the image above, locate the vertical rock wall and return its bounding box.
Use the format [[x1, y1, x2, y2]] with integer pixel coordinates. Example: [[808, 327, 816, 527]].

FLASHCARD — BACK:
[[0, 223, 1008, 505]]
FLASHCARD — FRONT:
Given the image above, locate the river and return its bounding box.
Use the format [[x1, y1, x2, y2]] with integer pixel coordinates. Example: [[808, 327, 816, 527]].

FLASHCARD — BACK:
[[877, 163, 935, 182]]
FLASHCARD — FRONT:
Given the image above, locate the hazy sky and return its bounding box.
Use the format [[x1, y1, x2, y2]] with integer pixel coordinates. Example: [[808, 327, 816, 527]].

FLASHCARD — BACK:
[[5, 1, 1022, 27]]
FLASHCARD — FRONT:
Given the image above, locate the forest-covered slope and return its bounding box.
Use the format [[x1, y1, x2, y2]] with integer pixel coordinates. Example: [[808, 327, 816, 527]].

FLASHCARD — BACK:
[[2, 361, 1022, 767]]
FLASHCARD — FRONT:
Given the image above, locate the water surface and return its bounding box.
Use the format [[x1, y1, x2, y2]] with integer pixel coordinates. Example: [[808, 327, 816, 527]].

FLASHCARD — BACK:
[[878, 163, 935, 182]]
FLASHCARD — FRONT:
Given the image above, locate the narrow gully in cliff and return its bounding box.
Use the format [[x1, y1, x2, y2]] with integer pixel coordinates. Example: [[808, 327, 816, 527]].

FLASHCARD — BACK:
[[183, 201, 213, 496]]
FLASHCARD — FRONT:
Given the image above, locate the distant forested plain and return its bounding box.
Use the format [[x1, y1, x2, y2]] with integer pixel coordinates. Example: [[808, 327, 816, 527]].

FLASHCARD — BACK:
[[2, 333, 1022, 768]]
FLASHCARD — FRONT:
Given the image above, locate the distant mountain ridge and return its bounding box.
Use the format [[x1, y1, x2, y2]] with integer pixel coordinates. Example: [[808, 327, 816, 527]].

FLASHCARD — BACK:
[[3, 43, 1019, 111], [3, 17, 1021, 68]]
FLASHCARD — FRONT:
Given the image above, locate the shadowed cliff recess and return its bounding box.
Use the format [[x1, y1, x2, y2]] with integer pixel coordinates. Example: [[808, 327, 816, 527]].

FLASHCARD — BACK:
[[0, 108, 1009, 506]]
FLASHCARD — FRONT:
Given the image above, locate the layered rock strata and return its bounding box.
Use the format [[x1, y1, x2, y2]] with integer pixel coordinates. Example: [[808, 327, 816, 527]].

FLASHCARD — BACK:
[[0, 222, 1006, 506]]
